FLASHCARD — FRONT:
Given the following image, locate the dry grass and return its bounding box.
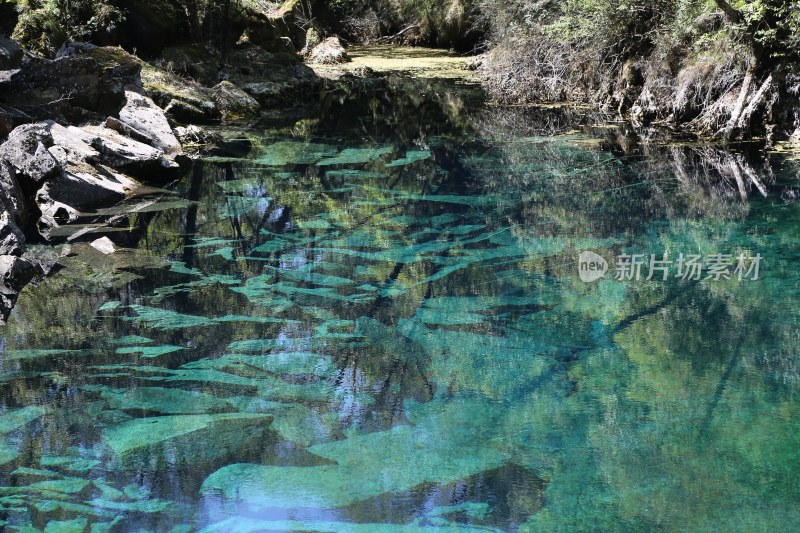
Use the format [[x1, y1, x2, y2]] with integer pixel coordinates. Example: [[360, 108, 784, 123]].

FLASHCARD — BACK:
[[308, 45, 477, 80]]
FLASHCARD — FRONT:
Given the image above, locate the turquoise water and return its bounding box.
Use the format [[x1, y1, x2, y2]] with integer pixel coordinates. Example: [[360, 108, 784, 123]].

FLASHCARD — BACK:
[[1, 78, 800, 532]]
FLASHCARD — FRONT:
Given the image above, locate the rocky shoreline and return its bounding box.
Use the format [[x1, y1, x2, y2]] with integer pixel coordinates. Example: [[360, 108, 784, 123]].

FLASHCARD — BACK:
[[0, 11, 351, 322]]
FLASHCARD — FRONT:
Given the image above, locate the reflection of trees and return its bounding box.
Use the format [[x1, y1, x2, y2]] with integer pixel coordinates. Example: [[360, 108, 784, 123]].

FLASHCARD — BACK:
[[3, 80, 800, 531], [474, 109, 787, 237]]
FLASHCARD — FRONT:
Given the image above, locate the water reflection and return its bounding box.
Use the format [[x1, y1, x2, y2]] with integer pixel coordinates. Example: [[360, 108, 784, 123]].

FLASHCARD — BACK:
[[0, 76, 798, 531]]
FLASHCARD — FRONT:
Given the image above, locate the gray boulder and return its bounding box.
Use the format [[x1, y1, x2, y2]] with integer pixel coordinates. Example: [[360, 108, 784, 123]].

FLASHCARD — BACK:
[[82, 125, 180, 178], [0, 43, 141, 123], [37, 165, 136, 212], [0, 122, 146, 241], [49, 123, 100, 165], [0, 36, 23, 70], [174, 125, 223, 146], [0, 159, 30, 231], [220, 44, 321, 107], [35, 162, 138, 240], [0, 255, 36, 324], [300, 28, 322, 57], [164, 99, 214, 124], [308, 37, 349, 65], [0, 209, 24, 257], [117, 91, 181, 156], [0, 123, 61, 187], [0, 103, 30, 142], [211, 81, 261, 123]]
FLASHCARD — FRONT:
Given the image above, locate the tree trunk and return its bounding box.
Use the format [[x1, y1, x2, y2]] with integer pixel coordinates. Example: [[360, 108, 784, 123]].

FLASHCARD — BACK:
[[184, 0, 202, 41], [720, 65, 754, 140], [736, 73, 774, 134]]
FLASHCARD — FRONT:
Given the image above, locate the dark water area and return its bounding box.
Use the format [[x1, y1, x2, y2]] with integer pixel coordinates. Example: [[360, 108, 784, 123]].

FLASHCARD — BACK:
[[0, 75, 799, 532]]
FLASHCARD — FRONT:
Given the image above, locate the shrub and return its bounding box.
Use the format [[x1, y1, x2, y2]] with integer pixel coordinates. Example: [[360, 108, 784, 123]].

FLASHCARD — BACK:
[[11, 0, 124, 56]]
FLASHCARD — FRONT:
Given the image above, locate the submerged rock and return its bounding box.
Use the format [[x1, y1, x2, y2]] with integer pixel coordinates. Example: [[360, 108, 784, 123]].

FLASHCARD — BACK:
[[90, 236, 117, 255], [104, 413, 272, 468], [308, 37, 349, 65]]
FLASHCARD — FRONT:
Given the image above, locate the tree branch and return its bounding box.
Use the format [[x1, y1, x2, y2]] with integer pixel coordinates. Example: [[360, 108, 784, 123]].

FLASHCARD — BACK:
[[713, 0, 742, 24]]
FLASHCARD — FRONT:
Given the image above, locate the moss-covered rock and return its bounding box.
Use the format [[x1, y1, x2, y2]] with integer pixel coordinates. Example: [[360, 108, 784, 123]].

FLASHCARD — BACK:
[[158, 43, 223, 86], [140, 63, 218, 124], [211, 81, 261, 124], [0, 42, 140, 125]]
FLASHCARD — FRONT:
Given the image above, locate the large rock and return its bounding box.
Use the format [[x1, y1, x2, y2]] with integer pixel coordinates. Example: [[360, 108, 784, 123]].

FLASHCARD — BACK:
[[220, 44, 321, 107], [0, 121, 160, 241], [0, 208, 25, 257], [0, 255, 36, 323], [0, 36, 23, 70], [174, 125, 222, 146], [211, 81, 261, 123], [140, 63, 218, 124], [49, 123, 100, 165], [158, 44, 223, 86], [35, 158, 139, 240], [308, 37, 349, 65], [0, 43, 141, 123], [0, 103, 31, 143], [300, 28, 322, 57], [791, 127, 800, 146], [0, 160, 27, 233], [241, 14, 296, 54], [36, 164, 136, 213], [0, 123, 60, 189], [117, 91, 181, 156], [81, 125, 180, 178]]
